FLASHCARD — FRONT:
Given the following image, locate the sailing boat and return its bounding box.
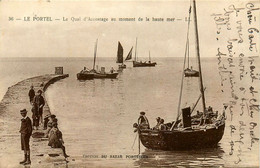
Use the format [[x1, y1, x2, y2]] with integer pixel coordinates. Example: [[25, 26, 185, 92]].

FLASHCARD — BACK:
[[133, 0, 226, 150], [77, 39, 119, 80], [184, 6, 199, 77], [133, 38, 157, 67], [116, 41, 133, 69]]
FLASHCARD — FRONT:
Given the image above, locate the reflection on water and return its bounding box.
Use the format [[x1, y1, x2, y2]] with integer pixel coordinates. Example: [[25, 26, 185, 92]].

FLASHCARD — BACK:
[[135, 145, 224, 167]]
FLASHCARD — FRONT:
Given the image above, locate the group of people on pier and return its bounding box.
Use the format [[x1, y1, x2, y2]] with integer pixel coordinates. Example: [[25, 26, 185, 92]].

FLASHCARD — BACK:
[[29, 85, 45, 130], [44, 113, 69, 158], [18, 85, 69, 165]]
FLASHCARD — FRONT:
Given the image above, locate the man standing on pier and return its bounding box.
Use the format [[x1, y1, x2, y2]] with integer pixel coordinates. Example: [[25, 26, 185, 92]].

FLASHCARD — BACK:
[[28, 85, 35, 105], [19, 109, 32, 165], [33, 90, 45, 125]]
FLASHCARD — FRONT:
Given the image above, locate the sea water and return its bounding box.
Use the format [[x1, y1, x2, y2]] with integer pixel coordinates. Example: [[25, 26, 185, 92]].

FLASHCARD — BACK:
[[0, 57, 259, 167]]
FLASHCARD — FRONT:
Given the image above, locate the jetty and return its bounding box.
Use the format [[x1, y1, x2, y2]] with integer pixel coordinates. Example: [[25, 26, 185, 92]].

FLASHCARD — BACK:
[[0, 73, 69, 167]]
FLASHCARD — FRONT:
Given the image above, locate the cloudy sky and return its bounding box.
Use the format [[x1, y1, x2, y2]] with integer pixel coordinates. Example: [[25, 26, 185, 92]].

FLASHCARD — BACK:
[[0, 0, 258, 58]]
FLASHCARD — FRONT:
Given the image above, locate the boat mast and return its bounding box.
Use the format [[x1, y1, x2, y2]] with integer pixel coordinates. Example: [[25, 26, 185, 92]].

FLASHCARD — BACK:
[[187, 40, 189, 68], [135, 38, 138, 61], [93, 39, 98, 70], [186, 6, 191, 69], [149, 51, 151, 62], [193, 0, 206, 114]]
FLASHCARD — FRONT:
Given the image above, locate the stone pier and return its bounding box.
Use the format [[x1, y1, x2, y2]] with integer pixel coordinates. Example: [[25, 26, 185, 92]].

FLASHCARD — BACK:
[[0, 74, 69, 167]]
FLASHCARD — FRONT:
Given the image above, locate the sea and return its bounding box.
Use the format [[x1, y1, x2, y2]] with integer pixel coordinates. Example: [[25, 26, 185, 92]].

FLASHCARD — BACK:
[[0, 57, 259, 167]]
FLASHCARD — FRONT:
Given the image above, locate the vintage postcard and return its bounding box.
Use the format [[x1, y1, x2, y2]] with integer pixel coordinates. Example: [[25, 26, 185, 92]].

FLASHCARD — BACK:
[[0, 0, 259, 167]]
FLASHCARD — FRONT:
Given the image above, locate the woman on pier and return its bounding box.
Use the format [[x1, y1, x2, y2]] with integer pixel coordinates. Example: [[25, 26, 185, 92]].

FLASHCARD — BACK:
[[48, 122, 69, 158]]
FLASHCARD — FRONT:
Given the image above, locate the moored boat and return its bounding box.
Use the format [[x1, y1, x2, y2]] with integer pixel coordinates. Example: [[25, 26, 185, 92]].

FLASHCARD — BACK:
[[184, 68, 199, 77], [132, 38, 157, 67], [77, 39, 118, 80], [133, 0, 226, 151]]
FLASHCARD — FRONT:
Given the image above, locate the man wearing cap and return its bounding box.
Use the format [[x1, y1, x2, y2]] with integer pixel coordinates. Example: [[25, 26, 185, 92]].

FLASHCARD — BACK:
[[32, 90, 45, 125], [138, 111, 150, 129], [19, 109, 32, 165]]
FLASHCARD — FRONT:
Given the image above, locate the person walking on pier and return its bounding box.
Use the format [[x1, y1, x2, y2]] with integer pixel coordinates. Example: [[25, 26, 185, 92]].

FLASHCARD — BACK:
[[28, 85, 35, 105], [19, 109, 32, 165], [33, 90, 45, 125]]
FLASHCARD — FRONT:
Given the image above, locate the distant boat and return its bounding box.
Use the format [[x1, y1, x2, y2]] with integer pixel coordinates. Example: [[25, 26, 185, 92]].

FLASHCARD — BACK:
[[116, 41, 133, 69], [134, 0, 226, 150], [77, 39, 118, 80], [184, 68, 199, 77], [132, 38, 157, 67]]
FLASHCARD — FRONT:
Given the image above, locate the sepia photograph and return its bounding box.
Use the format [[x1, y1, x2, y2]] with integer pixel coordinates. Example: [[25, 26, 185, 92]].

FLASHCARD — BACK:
[[0, 0, 259, 167]]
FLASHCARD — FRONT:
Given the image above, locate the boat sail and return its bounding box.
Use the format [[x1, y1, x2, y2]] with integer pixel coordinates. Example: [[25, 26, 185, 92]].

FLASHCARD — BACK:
[[117, 41, 133, 69], [116, 41, 133, 69], [125, 47, 133, 61], [184, 6, 199, 77], [77, 39, 119, 80], [133, 0, 226, 150], [117, 42, 124, 64], [133, 38, 157, 67]]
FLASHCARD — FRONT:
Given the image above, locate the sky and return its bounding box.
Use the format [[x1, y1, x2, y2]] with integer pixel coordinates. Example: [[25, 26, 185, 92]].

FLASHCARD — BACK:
[[0, 0, 259, 58]]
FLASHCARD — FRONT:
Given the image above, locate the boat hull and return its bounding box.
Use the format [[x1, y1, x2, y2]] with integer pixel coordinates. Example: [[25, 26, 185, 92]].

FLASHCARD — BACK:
[[133, 61, 157, 67], [77, 73, 94, 80], [93, 72, 119, 79], [184, 69, 199, 77], [139, 123, 225, 150]]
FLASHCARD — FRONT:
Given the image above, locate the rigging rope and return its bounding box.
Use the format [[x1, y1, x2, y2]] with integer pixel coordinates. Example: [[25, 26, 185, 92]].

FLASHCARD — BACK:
[[170, 4, 192, 131], [186, 6, 192, 69]]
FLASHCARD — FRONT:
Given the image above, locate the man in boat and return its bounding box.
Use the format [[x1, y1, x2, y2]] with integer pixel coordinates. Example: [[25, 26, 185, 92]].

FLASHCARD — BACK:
[[80, 67, 87, 73], [110, 67, 114, 73], [28, 85, 35, 105], [159, 119, 167, 131], [153, 117, 161, 130], [19, 109, 32, 165], [48, 122, 69, 158], [138, 111, 150, 129]]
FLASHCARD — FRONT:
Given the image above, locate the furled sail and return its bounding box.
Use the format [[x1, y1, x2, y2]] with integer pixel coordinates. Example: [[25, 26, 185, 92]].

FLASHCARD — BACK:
[[125, 47, 133, 61], [117, 42, 124, 63]]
